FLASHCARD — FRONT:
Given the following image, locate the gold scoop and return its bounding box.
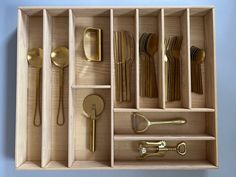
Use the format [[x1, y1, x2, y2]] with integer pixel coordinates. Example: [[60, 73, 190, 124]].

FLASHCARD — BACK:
[[27, 48, 43, 127], [51, 47, 68, 126], [131, 113, 186, 133]]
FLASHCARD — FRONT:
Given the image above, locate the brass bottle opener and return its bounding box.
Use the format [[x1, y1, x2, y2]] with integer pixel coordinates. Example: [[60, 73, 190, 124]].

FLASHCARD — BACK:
[[51, 46, 69, 126], [138, 140, 187, 159], [83, 27, 103, 62], [27, 48, 43, 127], [83, 94, 105, 152]]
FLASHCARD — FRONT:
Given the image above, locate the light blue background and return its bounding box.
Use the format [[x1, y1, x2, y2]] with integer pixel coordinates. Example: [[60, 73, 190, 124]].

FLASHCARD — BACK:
[[0, 0, 235, 176]]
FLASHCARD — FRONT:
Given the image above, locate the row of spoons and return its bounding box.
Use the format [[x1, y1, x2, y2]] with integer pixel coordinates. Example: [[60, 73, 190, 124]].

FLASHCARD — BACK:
[[27, 47, 68, 127], [139, 33, 159, 98]]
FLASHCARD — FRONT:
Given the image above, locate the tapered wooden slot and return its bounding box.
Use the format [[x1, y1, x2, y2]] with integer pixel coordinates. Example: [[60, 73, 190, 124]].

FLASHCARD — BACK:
[[190, 8, 216, 109], [42, 9, 69, 168], [16, 9, 43, 169], [164, 8, 191, 109], [113, 9, 137, 108], [138, 8, 164, 109]]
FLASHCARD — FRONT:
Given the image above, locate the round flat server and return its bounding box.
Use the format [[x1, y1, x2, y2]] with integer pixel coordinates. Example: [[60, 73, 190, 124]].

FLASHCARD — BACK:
[[83, 94, 105, 118]]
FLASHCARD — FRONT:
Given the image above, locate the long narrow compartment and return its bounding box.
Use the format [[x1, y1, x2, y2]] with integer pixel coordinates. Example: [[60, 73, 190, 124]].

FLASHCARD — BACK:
[[114, 140, 216, 169], [69, 9, 111, 168], [113, 9, 137, 108], [164, 8, 191, 108], [16, 9, 43, 169], [190, 8, 216, 108], [42, 9, 69, 168], [138, 9, 164, 109], [114, 111, 216, 136]]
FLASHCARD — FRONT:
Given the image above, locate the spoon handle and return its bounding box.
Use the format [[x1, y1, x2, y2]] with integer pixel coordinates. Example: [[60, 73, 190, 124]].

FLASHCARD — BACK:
[[56, 68, 65, 126], [33, 69, 42, 127]]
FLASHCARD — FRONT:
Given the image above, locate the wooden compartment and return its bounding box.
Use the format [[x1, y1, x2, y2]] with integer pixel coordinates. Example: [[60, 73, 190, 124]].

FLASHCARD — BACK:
[[15, 9, 43, 168], [73, 9, 111, 86], [113, 9, 137, 109], [114, 112, 216, 138], [138, 9, 164, 109], [16, 7, 217, 170], [42, 9, 69, 168], [114, 140, 216, 169], [164, 8, 191, 109], [190, 9, 216, 108], [70, 88, 111, 168]]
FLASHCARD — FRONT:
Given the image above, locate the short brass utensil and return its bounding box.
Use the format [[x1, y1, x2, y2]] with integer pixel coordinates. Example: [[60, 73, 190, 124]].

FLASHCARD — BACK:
[[146, 34, 158, 97], [83, 27, 103, 62], [51, 46, 69, 126], [138, 140, 187, 159], [139, 33, 149, 97], [27, 48, 43, 127], [190, 46, 205, 94], [83, 94, 105, 152], [131, 113, 186, 133], [125, 31, 134, 101]]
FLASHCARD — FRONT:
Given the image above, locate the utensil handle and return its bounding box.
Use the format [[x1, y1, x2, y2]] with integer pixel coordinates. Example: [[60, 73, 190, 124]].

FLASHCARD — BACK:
[[33, 69, 42, 127], [56, 68, 65, 126], [150, 118, 186, 126], [90, 119, 96, 152]]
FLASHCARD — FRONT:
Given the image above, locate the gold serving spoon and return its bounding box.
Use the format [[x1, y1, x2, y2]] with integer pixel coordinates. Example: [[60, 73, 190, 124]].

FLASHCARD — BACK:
[[27, 48, 43, 127], [51, 46, 69, 126]]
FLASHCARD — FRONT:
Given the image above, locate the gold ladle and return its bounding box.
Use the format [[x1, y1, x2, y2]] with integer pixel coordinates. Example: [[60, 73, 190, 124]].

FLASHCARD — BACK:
[[51, 46, 69, 126], [27, 48, 43, 127]]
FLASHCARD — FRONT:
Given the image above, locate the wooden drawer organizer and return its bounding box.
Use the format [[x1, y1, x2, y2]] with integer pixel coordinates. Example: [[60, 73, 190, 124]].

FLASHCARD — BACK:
[[16, 6, 218, 170]]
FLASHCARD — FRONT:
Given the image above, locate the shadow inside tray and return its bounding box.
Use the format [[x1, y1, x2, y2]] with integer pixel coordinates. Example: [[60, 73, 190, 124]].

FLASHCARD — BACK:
[[4, 29, 17, 159]]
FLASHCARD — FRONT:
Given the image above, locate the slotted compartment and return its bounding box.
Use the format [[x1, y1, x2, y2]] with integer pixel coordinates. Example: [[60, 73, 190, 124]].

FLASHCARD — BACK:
[[164, 9, 191, 109], [113, 9, 137, 109], [42, 9, 69, 168], [138, 9, 164, 109], [73, 9, 111, 86], [16, 9, 43, 169], [71, 88, 111, 168], [190, 8, 216, 108], [114, 112, 216, 138], [114, 140, 216, 169]]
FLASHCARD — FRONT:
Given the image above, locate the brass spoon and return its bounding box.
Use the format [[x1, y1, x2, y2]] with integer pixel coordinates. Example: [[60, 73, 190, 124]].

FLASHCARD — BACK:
[[146, 34, 158, 97], [27, 48, 43, 127], [51, 46, 69, 126]]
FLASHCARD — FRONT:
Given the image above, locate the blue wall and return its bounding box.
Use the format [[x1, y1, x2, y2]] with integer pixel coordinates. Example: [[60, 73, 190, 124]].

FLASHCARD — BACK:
[[1, 0, 236, 176]]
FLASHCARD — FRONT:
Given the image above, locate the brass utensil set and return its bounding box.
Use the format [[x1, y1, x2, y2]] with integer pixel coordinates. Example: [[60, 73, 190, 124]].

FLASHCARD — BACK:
[[131, 113, 187, 158], [165, 36, 183, 101], [191, 46, 205, 94], [114, 31, 134, 102], [27, 47, 68, 127], [139, 33, 159, 97]]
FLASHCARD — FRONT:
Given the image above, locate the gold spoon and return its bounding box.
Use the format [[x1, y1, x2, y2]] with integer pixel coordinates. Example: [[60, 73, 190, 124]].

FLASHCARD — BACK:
[[146, 34, 158, 97], [27, 48, 43, 127], [51, 46, 69, 126]]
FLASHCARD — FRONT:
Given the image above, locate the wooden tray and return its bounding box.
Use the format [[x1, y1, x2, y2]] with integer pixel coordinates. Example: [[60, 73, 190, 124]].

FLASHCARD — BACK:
[[16, 6, 218, 170]]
